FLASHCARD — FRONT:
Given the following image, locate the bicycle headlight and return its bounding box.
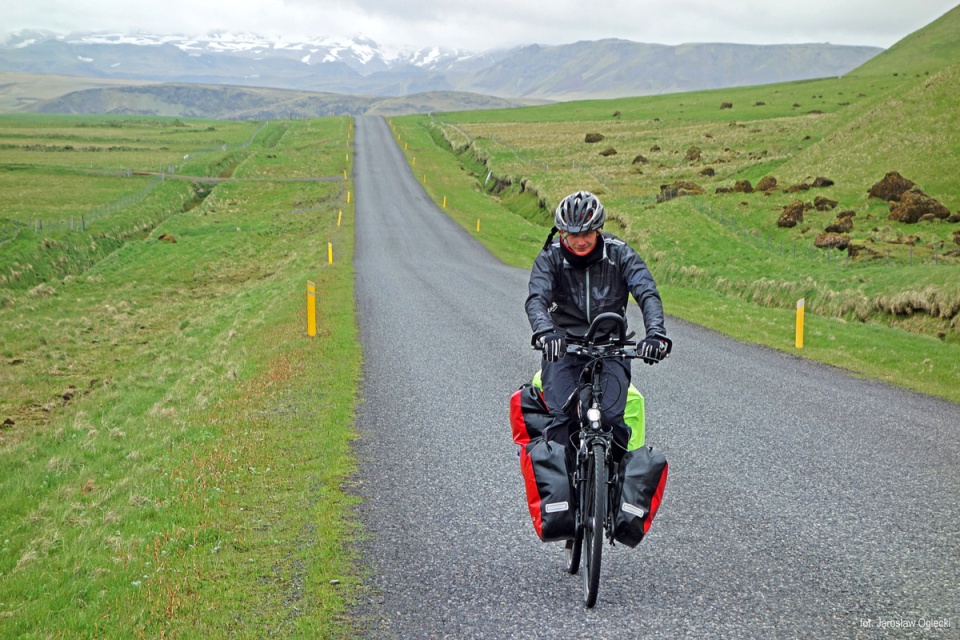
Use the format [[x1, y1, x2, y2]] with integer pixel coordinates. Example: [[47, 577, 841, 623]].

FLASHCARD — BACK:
[[586, 407, 602, 424]]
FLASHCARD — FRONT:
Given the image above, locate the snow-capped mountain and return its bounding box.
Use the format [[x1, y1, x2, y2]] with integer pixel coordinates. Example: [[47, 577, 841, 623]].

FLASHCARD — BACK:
[[0, 29, 882, 102], [1, 30, 491, 76]]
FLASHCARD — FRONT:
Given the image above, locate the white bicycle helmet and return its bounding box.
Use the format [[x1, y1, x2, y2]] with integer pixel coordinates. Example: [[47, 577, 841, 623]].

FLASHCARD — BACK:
[[554, 191, 605, 233]]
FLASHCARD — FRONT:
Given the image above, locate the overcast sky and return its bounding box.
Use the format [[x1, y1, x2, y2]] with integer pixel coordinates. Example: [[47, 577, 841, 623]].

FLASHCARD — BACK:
[[2, 0, 958, 53]]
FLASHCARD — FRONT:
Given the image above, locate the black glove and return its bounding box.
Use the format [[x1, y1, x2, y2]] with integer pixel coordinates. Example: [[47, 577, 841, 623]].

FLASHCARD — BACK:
[[638, 337, 668, 364], [540, 332, 567, 362]]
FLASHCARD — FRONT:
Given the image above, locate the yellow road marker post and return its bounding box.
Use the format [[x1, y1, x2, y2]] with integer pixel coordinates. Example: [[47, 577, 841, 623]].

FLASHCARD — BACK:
[[796, 298, 805, 349], [477, 219, 481, 232], [338, 210, 342, 227], [307, 281, 317, 337], [328, 243, 333, 265], [443, 196, 447, 208]]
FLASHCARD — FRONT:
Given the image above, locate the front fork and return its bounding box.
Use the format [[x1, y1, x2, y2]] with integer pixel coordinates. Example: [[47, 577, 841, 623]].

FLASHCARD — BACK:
[[574, 405, 614, 541]]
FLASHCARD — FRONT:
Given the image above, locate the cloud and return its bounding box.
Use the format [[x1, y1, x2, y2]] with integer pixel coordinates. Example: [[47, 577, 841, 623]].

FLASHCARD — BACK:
[[2, 0, 957, 51]]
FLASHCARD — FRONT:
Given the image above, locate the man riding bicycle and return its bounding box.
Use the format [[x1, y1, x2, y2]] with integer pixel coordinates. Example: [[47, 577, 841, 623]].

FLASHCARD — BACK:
[[525, 191, 669, 457]]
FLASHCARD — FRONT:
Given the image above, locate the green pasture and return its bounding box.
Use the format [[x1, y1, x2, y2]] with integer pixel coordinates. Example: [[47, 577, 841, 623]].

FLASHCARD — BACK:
[[1, 115, 362, 637]]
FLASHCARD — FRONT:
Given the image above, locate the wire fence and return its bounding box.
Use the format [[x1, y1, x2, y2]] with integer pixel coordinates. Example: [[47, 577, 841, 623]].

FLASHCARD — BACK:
[[0, 174, 168, 247], [0, 122, 270, 248]]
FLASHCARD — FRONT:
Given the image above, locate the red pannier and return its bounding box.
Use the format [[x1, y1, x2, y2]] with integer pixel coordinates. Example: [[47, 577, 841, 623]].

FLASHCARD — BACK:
[[509, 383, 552, 446], [519, 437, 576, 542], [612, 446, 668, 547], [511, 384, 575, 541]]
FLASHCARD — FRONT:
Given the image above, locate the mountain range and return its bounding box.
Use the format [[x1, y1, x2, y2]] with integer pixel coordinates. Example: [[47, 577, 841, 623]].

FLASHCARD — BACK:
[[0, 30, 884, 117]]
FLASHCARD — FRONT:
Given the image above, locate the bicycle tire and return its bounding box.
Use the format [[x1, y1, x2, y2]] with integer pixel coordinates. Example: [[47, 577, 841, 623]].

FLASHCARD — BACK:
[[565, 525, 582, 574], [583, 442, 606, 607], [566, 456, 584, 574]]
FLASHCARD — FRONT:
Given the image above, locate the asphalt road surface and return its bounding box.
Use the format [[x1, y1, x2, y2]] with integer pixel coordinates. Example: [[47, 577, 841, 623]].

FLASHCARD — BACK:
[[350, 115, 959, 639]]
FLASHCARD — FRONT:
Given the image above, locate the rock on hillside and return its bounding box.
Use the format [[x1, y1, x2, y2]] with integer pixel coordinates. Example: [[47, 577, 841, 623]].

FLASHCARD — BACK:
[[888, 189, 951, 223], [868, 171, 915, 201], [777, 200, 806, 228]]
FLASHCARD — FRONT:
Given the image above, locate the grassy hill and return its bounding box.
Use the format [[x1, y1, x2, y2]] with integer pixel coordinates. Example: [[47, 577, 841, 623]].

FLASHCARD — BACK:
[[386, 7, 960, 400], [850, 4, 960, 77], [0, 71, 543, 119], [19, 82, 538, 119], [0, 71, 158, 112]]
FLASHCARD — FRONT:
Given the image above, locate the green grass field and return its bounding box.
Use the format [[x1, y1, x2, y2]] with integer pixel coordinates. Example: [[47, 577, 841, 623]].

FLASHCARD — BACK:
[[0, 115, 363, 637]]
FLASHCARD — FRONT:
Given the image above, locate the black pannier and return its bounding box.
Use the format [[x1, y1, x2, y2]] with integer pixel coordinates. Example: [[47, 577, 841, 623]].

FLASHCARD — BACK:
[[519, 437, 576, 542], [612, 446, 668, 547]]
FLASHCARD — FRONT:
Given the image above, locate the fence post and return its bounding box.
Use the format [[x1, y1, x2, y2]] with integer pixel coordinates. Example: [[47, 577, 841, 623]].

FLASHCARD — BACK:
[[307, 281, 316, 337], [796, 298, 805, 349]]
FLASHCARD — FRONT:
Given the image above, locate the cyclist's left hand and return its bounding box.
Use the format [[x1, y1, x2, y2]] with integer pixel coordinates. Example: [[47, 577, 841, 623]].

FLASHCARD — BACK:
[[638, 337, 668, 364]]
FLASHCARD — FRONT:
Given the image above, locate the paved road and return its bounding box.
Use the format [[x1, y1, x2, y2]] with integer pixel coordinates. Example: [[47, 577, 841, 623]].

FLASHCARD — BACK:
[[351, 115, 959, 639]]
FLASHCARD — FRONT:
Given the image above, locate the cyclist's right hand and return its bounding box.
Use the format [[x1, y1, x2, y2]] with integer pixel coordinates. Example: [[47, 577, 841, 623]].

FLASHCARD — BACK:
[[540, 332, 567, 362]]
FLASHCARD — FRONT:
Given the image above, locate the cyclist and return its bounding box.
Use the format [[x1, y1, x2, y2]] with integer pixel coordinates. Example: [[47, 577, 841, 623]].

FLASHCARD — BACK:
[[525, 191, 669, 456]]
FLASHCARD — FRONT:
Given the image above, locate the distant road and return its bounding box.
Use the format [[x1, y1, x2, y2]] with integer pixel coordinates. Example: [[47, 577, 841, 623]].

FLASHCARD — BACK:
[[351, 114, 959, 639]]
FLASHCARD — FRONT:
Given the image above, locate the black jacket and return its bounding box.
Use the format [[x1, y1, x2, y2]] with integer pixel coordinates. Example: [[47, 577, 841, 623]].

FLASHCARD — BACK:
[[525, 232, 666, 341]]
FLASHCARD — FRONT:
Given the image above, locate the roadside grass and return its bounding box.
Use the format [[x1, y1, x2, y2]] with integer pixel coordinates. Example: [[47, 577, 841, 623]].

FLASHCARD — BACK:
[[660, 285, 960, 399], [1, 116, 363, 637], [388, 83, 960, 402]]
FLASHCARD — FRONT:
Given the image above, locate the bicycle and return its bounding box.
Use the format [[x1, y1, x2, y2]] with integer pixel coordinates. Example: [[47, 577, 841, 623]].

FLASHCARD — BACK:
[[537, 312, 671, 607]]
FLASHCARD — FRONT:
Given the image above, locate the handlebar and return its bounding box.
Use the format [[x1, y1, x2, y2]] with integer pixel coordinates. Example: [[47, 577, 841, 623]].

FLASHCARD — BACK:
[[579, 311, 629, 345], [533, 312, 673, 364], [565, 336, 672, 364]]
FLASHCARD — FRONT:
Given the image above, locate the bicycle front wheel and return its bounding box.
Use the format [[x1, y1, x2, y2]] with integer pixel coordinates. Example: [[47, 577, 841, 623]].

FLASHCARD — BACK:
[[582, 442, 607, 607]]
